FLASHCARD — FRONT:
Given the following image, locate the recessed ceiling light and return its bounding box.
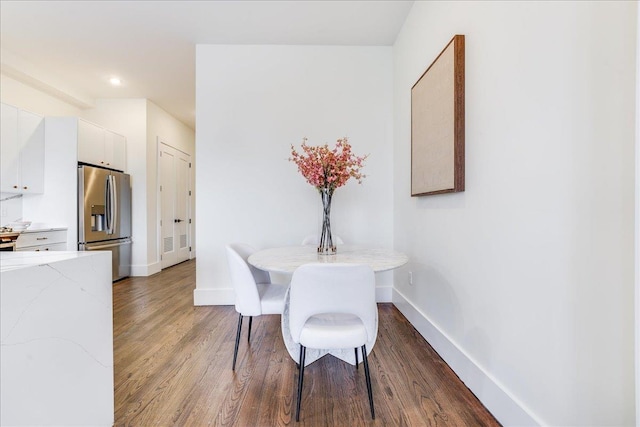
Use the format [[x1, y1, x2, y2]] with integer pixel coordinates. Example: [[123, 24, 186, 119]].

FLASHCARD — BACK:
[[109, 77, 121, 86]]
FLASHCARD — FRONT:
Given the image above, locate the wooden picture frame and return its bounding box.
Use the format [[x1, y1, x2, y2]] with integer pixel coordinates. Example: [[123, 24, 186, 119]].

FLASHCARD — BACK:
[[411, 34, 465, 196]]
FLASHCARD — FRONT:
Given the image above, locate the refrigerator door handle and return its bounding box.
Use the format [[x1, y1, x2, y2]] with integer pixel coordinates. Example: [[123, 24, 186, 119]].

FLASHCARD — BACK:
[[111, 175, 118, 235], [105, 175, 112, 234], [105, 175, 117, 235]]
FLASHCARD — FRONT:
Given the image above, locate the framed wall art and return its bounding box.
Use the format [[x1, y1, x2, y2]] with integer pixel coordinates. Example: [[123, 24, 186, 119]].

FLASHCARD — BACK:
[[411, 34, 465, 196]]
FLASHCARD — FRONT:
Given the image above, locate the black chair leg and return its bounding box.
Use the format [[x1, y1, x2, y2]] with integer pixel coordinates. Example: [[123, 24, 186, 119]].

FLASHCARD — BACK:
[[362, 345, 375, 419], [355, 347, 359, 369], [247, 316, 253, 342], [295, 344, 306, 422], [232, 314, 243, 371]]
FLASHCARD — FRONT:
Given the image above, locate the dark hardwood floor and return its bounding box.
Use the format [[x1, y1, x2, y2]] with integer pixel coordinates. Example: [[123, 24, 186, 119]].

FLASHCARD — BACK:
[[113, 259, 499, 426]]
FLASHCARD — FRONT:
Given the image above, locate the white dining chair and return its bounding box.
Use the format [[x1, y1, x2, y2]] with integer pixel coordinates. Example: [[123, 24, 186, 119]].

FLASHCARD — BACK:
[[289, 263, 377, 421], [225, 243, 287, 371], [301, 234, 344, 245]]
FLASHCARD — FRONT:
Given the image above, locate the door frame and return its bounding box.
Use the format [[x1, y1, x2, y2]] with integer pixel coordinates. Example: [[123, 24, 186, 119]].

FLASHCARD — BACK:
[[156, 137, 193, 269]]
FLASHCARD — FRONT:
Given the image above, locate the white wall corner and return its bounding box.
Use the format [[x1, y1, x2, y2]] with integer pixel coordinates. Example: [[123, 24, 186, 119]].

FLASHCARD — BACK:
[[375, 285, 393, 303], [392, 288, 542, 427], [193, 287, 235, 306]]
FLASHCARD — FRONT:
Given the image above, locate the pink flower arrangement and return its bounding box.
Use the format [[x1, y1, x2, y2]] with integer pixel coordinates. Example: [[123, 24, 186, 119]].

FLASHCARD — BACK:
[[290, 137, 367, 193]]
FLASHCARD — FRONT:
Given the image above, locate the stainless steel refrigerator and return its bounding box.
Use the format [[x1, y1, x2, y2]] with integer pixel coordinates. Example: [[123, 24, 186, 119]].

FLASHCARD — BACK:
[[78, 165, 132, 281]]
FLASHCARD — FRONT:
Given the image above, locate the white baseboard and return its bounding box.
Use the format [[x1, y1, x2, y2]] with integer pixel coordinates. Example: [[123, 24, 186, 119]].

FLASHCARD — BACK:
[[193, 287, 235, 306], [392, 288, 542, 427], [131, 261, 161, 277]]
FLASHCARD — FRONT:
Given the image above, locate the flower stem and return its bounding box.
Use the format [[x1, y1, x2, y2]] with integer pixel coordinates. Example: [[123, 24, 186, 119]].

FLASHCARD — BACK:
[[318, 187, 336, 254]]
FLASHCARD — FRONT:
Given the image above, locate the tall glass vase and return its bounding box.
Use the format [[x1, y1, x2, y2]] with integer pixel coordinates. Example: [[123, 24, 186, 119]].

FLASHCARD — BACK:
[[318, 187, 336, 255]]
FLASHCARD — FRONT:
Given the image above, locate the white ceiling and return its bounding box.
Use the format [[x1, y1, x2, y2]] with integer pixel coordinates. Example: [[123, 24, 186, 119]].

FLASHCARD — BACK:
[[0, 1, 414, 129]]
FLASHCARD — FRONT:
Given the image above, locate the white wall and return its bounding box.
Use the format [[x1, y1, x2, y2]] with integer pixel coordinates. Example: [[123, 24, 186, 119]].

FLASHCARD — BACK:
[[392, 1, 637, 426], [0, 194, 22, 227], [195, 45, 393, 304]]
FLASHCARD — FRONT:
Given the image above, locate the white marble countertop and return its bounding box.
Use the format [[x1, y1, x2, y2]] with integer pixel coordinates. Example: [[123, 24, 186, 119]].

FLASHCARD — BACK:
[[0, 251, 91, 272], [248, 245, 409, 273], [2, 223, 68, 234], [18, 223, 68, 233]]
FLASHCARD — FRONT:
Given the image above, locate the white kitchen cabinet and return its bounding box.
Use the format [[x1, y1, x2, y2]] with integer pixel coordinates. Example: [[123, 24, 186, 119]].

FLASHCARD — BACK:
[[0, 103, 45, 193], [78, 119, 126, 171], [105, 130, 126, 171], [77, 118, 105, 167], [16, 229, 67, 252]]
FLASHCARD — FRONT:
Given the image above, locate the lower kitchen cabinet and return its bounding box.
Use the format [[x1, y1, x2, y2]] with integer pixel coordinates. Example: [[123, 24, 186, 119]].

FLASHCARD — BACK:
[[16, 229, 67, 252]]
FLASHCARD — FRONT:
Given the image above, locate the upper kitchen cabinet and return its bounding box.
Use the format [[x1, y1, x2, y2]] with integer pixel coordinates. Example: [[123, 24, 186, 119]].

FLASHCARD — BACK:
[[0, 103, 45, 194], [105, 130, 126, 172], [78, 119, 126, 172]]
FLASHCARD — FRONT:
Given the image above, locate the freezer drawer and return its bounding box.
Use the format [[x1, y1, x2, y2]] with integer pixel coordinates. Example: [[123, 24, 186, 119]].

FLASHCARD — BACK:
[[80, 239, 132, 282]]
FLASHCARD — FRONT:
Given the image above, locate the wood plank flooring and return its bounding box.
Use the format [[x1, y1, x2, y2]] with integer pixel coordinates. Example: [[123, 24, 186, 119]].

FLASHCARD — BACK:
[[113, 259, 500, 426]]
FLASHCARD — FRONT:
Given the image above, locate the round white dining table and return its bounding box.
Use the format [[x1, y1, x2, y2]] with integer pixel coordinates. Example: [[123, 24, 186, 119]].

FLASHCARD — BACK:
[[248, 245, 408, 367], [247, 244, 409, 274]]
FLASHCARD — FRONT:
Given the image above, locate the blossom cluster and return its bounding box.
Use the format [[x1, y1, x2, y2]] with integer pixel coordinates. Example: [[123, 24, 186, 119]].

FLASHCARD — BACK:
[[290, 137, 367, 193]]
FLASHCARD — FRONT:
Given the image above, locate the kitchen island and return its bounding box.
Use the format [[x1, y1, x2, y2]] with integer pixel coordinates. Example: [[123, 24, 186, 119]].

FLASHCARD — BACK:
[[0, 251, 113, 427]]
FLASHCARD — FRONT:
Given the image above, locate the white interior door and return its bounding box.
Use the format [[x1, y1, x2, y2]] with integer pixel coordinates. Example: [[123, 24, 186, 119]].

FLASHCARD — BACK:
[[159, 142, 191, 269]]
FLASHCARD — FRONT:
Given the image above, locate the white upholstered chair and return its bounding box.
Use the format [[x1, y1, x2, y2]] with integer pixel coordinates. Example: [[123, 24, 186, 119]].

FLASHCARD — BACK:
[[289, 263, 377, 421], [301, 234, 344, 246], [225, 243, 287, 370]]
